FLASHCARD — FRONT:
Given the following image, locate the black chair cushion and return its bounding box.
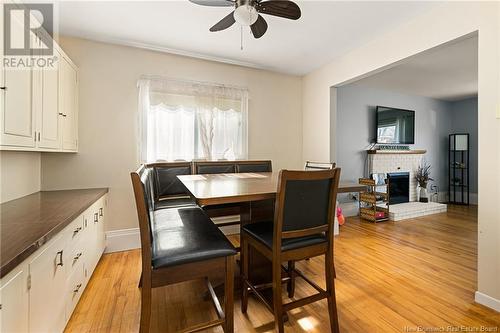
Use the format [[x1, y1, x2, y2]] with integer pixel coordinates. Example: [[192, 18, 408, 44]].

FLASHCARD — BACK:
[[197, 164, 236, 174], [237, 163, 271, 173], [154, 197, 196, 210], [155, 166, 191, 197], [242, 221, 327, 252], [151, 207, 237, 269]]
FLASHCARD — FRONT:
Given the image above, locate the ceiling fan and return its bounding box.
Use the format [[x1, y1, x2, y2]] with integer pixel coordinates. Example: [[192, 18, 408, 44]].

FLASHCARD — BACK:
[[189, 0, 301, 39]]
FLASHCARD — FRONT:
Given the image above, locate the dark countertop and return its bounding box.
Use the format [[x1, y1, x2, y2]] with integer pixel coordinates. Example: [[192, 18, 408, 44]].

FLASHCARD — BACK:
[[0, 188, 108, 278]]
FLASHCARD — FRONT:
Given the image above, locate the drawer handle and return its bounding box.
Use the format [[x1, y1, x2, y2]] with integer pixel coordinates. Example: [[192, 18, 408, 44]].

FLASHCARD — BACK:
[[56, 250, 64, 267], [94, 213, 98, 223], [74, 252, 82, 261], [73, 226, 82, 235], [73, 283, 82, 293], [99, 207, 103, 217]]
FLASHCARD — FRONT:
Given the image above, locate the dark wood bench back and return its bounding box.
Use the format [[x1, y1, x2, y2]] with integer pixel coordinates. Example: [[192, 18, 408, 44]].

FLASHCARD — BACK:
[[130, 165, 155, 272], [147, 162, 193, 201], [235, 160, 272, 173]]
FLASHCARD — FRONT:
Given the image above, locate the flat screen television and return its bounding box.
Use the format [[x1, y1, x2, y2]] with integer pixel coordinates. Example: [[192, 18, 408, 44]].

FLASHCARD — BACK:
[[376, 106, 415, 144]]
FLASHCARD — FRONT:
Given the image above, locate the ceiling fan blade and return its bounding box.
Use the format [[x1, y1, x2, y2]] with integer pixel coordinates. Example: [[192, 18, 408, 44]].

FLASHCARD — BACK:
[[210, 11, 236, 31], [250, 15, 268, 39], [189, 0, 234, 7], [256, 0, 301, 20]]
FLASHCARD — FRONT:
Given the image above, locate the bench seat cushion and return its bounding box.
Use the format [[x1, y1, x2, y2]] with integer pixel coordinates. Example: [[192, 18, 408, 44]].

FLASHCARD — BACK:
[[151, 207, 236, 269], [242, 221, 326, 252]]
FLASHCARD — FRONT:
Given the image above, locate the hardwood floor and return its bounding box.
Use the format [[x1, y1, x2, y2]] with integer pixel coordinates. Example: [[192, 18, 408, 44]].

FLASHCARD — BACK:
[[65, 205, 500, 333]]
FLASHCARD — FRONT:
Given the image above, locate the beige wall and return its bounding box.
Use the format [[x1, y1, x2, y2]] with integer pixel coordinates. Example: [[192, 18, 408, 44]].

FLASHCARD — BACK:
[[0, 151, 41, 203], [302, 2, 500, 306], [41, 36, 303, 231]]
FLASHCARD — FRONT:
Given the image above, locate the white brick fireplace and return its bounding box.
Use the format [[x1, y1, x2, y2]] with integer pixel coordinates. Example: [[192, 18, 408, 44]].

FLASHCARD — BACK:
[[367, 150, 426, 202], [366, 149, 447, 221]]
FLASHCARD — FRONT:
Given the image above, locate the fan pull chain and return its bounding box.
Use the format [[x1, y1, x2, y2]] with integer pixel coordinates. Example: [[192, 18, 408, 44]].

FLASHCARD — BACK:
[[240, 25, 243, 51]]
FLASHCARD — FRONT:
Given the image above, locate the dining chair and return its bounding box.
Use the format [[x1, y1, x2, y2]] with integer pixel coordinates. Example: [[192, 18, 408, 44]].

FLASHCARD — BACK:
[[131, 165, 237, 333], [305, 161, 336, 170], [240, 168, 341, 333], [236, 160, 272, 173]]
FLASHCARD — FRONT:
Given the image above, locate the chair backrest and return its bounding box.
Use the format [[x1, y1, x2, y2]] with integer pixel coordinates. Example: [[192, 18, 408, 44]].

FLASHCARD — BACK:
[[147, 162, 192, 200], [195, 161, 236, 174], [236, 160, 272, 173], [273, 169, 341, 250], [304, 161, 336, 171], [131, 165, 154, 272]]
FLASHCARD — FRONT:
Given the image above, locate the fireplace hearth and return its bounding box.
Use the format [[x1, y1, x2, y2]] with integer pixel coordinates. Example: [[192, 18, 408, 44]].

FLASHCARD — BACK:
[[388, 172, 410, 205]]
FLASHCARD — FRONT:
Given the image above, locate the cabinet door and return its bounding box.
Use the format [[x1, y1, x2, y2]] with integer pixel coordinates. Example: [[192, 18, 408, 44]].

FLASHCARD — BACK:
[[0, 8, 36, 148], [0, 265, 29, 333], [96, 196, 107, 254], [29, 235, 67, 333], [59, 57, 78, 151], [37, 48, 61, 149], [84, 204, 100, 276]]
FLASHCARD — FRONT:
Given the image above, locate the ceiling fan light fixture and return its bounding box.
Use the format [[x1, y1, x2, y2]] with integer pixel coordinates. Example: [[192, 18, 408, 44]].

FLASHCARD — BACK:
[[233, 5, 258, 26]]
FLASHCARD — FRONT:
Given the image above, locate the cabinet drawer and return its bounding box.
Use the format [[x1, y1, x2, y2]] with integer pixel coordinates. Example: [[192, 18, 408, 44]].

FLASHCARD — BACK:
[[66, 237, 85, 278], [65, 260, 84, 319], [65, 213, 85, 245]]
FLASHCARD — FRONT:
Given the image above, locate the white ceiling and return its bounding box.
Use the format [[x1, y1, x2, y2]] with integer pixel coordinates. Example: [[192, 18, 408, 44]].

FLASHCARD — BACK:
[[349, 35, 478, 101], [56, 1, 439, 76]]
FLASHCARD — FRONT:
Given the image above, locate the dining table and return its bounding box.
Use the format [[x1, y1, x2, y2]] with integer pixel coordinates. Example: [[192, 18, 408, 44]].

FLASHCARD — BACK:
[[177, 171, 366, 289], [177, 172, 365, 284], [177, 171, 366, 207]]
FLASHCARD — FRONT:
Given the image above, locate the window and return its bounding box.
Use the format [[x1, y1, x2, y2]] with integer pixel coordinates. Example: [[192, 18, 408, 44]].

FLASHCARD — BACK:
[[138, 77, 248, 162]]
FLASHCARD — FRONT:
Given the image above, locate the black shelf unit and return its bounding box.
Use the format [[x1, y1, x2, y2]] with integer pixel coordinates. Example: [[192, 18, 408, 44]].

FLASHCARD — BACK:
[[448, 133, 469, 205]]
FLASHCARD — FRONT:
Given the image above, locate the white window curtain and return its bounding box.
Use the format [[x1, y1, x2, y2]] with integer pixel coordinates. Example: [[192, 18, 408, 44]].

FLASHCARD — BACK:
[[138, 77, 248, 162]]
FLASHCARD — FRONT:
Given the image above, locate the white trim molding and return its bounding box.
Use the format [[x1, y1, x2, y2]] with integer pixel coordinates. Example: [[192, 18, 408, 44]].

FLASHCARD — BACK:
[[475, 291, 500, 312], [105, 228, 140, 253]]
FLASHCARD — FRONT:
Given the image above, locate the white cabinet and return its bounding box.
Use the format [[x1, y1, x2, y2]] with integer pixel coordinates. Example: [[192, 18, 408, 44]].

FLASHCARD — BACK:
[[28, 234, 67, 333], [0, 2, 78, 152], [84, 196, 106, 277], [0, 265, 29, 333], [0, 193, 107, 333], [59, 56, 78, 151], [0, 7, 35, 148], [36, 48, 62, 150]]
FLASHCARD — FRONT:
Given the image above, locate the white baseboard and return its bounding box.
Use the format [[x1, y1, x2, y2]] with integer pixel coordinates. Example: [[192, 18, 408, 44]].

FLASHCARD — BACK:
[[105, 228, 140, 253], [475, 291, 500, 312]]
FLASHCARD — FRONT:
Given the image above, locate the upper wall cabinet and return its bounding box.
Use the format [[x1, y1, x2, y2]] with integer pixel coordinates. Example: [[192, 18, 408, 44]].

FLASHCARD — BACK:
[[0, 2, 79, 152], [59, 56, 78, 151]]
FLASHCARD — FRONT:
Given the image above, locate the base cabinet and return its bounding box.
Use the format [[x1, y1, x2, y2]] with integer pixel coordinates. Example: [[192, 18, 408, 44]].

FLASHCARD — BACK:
[[0, 194, 107, 333], [28, 235, 67, 333], [0, 265, 29, 333]]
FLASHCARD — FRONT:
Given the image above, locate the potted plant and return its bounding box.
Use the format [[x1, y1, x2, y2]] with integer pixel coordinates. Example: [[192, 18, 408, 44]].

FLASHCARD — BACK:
[[415, 162, 434, 203]]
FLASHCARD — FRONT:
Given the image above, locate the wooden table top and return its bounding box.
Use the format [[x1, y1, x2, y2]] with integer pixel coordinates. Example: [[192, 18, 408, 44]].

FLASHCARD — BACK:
[[0, 188, 108, 278], [178, 172, 365, 206]]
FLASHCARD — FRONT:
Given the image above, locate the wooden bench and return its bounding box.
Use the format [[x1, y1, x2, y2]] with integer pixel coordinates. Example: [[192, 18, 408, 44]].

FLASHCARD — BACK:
[[131, 165, 237, 333], [149, 160, 273, 225]]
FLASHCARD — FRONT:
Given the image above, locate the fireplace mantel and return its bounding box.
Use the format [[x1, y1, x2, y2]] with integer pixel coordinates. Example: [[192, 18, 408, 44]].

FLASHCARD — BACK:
[[367, 149, 426, 155]]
